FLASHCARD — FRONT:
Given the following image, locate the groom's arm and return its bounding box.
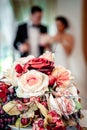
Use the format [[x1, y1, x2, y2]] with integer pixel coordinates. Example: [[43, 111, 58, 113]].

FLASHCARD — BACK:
[[13, 25, 22, 50]]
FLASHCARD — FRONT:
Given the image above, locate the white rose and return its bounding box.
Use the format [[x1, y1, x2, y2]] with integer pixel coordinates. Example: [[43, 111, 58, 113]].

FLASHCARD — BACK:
[[2, 55, 35, 86], [40, 51, 54, 61], [68, 84, 78, 101], [14, 55, 35, 65], [2, 67, 18, 86], [16, 70, 49, 98]]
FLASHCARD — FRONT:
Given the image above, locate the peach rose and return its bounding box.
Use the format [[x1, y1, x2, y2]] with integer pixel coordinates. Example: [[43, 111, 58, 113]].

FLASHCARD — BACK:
[[52, 66, 73, 87], [16, 70, 49, 98]]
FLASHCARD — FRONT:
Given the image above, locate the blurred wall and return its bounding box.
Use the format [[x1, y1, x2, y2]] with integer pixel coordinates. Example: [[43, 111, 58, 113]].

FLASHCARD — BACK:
[[57, 0, 87, 107]]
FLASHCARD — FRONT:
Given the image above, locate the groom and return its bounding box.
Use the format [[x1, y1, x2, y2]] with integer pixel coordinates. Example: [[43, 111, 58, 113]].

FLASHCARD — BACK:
[[13, 6, 48, 57]]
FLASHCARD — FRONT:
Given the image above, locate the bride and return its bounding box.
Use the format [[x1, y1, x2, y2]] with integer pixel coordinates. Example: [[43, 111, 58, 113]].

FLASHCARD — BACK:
[[51, 16, 74, 68], [40, 16, 74, 68]]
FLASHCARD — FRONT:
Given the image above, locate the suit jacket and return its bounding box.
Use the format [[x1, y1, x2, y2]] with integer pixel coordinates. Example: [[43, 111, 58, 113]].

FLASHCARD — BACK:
[[13, 23, 47, 57]]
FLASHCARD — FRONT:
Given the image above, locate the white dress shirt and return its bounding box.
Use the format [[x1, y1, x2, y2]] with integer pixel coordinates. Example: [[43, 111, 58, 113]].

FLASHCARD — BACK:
[[27, 21, 40, 57]]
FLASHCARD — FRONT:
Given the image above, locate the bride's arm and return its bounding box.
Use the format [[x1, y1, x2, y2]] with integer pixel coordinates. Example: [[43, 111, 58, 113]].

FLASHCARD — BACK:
[[62, 35, 74, 56]]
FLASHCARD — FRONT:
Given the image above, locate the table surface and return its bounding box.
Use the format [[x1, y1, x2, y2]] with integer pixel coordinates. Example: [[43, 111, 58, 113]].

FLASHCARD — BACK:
[[79, 110, 87, 127]]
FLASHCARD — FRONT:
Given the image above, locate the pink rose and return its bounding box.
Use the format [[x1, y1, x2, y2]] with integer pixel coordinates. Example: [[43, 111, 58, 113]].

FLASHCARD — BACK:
[[16, 70, 49, 98], [63, 98, 74, 114], [48, 110, 64, 129]]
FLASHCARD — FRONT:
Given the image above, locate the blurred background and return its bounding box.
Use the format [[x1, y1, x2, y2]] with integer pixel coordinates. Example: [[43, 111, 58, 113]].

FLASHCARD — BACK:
[[0, 0, 87, 107]]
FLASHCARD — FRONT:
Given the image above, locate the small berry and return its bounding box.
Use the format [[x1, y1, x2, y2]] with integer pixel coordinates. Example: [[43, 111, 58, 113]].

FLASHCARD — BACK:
[[22, 98, 30, 103], [38, 119, 44, 128], [21, 118, 29, 125]]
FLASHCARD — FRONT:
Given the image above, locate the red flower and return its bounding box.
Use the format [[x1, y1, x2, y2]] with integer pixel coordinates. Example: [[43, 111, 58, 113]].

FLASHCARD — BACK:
[[15, 64, 23, 73], [56, 120, 64, 127], [32, 118, 44, 130], [23, 58, 54, 75], [49, 75, 56, 86], [48, 110, 58, 117], [41, 101, 48, 108], [48, 110, 60, 123], [0, 82, 8, 99], [48, 110, 64, 128]]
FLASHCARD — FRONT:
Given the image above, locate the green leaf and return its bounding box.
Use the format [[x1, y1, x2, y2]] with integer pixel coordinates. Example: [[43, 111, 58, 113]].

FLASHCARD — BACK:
[[75, 100, 82, 110], [48, 87, 52, 92]]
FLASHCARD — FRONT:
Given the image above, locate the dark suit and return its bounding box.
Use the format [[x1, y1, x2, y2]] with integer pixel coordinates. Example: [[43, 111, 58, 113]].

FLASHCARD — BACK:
[[13, 23, 47, 57]]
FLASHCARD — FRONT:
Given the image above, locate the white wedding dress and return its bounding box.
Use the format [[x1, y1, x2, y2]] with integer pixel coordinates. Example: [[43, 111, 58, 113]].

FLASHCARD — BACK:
[[53, 43, 70, 68]]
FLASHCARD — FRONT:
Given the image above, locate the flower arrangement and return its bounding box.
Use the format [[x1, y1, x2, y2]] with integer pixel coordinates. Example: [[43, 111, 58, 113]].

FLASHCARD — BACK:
[[0, 51, 82, 130]]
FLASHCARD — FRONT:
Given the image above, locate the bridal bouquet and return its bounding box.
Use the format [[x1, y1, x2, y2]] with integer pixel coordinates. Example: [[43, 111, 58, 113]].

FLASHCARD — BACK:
[[0, 51, 82, 130]]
